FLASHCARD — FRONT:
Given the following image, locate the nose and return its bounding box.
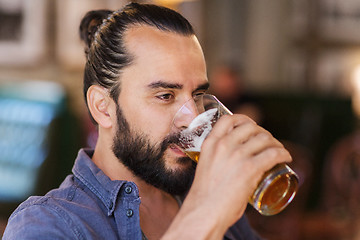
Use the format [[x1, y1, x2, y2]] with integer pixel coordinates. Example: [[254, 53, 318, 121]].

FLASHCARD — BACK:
[[173, 98, 200, 131]]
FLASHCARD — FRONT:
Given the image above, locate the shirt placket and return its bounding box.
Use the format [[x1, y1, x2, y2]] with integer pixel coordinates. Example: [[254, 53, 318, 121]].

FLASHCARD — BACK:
[[113, 182, 142, 239]]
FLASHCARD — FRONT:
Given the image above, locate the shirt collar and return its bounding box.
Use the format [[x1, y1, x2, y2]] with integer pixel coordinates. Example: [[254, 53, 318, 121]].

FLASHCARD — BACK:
[[72, 148, 138, 216]]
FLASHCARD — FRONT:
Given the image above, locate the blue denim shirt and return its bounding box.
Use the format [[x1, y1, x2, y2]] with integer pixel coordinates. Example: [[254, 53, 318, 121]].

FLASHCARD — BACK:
[[3, 149, 261, 240]]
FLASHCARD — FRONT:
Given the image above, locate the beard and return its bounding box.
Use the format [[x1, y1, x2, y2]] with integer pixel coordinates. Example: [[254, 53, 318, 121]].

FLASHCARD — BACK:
[[112, 104, 196, 196]]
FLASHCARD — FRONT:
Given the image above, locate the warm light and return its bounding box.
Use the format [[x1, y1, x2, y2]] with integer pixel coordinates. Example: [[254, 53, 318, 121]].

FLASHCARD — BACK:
[[353, 65, 360, 92], [351, 65, 360, 118], [153, 0, 197, 9]]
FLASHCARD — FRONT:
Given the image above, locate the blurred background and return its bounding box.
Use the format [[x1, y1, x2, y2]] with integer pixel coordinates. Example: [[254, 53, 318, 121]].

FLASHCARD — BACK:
[[1, 0, 360, 239]]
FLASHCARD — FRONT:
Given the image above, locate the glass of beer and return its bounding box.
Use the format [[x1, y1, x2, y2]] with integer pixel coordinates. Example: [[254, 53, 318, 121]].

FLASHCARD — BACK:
[[173, 94, 299, 216]]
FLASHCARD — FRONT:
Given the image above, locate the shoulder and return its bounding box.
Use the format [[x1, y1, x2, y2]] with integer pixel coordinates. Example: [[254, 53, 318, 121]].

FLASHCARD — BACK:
[[3, 196, 85, 240], [3, 175, 95, 240], [3, 175, 119, 240]]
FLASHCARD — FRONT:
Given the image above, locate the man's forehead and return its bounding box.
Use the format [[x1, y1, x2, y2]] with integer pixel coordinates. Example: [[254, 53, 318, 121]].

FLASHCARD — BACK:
[[120, 24, 208, 92]]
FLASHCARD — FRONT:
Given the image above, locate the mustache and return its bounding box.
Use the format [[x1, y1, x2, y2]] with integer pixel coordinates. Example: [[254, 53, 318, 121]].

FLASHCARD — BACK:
[[160, 132, 182, 152], [161, 131, 195, 165]]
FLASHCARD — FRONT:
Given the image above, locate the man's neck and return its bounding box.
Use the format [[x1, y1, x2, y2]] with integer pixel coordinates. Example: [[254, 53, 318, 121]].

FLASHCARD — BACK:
[[139, 182, 180, 240]]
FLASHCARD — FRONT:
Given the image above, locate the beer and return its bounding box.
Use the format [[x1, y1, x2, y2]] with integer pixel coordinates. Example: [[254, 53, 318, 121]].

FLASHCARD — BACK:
[[249, 163, 299, 215], [184, 150, 200, 163]]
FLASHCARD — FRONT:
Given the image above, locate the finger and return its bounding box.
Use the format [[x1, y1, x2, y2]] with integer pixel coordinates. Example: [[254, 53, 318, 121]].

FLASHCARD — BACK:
[[252, 147, 292, 171], [244, 132, 284, 156], [205, 114, 251, 142], [218, 118, 281, 155], [200, 115, 254, 164], [214, 121, 261, 155]]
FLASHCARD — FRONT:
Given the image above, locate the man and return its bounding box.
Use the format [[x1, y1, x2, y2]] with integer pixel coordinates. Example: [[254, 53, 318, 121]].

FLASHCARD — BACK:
[[3, 3, 291, 239]]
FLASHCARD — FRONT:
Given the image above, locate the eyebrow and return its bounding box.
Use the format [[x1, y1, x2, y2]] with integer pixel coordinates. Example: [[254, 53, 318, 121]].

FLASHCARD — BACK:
[[147, 81, 183, 90], [195, 82, 210, 92], [147, 81, 210, 93]]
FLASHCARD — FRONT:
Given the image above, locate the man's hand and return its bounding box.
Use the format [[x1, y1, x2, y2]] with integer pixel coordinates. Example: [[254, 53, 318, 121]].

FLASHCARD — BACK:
[[163, 114, 292, 240]]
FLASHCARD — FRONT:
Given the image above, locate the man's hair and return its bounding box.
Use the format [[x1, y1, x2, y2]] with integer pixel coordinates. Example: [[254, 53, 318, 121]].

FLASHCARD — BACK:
[[79, 2, 195, 121]]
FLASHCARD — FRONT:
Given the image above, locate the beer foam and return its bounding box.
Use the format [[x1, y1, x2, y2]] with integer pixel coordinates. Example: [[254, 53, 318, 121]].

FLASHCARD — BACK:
[[180, 108, 218, 152]]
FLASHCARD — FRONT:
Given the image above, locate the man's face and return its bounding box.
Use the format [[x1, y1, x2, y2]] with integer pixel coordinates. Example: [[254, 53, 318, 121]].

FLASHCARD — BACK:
[[112, 25, 208, 195]]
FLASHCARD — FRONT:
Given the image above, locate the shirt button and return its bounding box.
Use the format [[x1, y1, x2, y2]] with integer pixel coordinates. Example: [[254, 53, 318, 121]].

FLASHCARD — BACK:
[[126, 209, 134, 217], [124, 186, 132, 194]]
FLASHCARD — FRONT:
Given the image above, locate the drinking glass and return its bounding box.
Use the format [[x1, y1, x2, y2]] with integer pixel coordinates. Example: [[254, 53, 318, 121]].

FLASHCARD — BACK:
[[172, 94, 299, 216]]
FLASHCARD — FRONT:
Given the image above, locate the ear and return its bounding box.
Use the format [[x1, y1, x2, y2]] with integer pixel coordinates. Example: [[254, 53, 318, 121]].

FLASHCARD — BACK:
[[87, 85, 113, 128]]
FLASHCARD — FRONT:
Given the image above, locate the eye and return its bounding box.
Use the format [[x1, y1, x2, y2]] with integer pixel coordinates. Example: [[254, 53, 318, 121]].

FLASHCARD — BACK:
[[193, 91, 206, 98], [156, 93, 175, 102]]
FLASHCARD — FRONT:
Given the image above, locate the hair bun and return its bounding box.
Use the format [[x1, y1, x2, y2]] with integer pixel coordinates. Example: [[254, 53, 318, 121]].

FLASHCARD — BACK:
[[79, 10, 112, 52]]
